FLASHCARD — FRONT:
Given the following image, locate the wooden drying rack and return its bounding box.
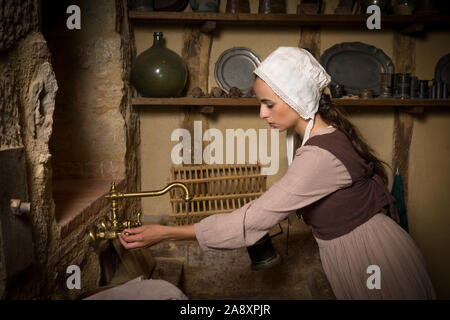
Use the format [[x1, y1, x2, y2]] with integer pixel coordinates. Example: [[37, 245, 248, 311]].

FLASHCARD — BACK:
[[168, 164, 267, 225]]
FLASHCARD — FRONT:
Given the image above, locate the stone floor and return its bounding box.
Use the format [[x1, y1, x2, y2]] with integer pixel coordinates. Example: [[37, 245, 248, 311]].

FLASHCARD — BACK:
[[98, 214, 336, 300], [150, 215, 336, 300]]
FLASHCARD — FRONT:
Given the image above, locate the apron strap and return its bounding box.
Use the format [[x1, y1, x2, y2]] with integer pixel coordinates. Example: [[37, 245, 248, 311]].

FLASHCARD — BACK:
[[371, 172, 400, 223]]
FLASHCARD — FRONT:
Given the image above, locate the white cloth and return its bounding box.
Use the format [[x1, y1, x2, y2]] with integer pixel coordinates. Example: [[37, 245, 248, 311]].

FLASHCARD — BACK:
[[253, 47, 331, 165], [84, 277, 188, 300]]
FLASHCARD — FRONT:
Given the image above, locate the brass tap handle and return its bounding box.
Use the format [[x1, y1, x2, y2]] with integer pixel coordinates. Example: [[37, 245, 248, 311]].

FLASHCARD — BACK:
[[88, 226, 123, 241], [105, 182, 193, 202], [107, 182, 120, 228], [90, 181, 192, 244], [100, 217, 111, 231], [120, 211, 142, 230], [134, 211, 142, 227], [122, 220, 130, 230], [88, 226, 98, 242]]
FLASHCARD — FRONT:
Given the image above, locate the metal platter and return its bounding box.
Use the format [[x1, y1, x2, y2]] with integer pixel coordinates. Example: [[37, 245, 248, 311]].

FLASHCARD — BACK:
[[434, 53, 450, 95], [320, 42, 395, 96], [214, 47, 262, 94]]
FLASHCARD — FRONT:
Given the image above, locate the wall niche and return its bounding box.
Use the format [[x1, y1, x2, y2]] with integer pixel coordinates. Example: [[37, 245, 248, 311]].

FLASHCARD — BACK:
[[41, 0, 134, 233]]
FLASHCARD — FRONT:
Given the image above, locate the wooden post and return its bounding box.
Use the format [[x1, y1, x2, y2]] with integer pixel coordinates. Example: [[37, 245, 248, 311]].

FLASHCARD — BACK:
[[294, 25, 322, 151], [392, 32, 416, 204], [298, 26, 321, 60], [181, 26, 214, 164], [181, 26, 214, 95]]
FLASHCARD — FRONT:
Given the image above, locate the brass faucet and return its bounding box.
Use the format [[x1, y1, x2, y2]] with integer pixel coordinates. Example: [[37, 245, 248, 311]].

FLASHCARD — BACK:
[[88, 181, 192, 243]]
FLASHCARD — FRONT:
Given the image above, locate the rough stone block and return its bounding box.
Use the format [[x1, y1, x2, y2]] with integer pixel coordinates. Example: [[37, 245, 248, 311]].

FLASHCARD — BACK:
[[0, 68, 21, 148], [151, 258, 184, 288], [0, 0, 39, 51]]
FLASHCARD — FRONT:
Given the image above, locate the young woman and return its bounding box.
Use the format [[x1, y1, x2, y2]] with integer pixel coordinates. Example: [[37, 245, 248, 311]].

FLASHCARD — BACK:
[[119, 47, 436, 300]]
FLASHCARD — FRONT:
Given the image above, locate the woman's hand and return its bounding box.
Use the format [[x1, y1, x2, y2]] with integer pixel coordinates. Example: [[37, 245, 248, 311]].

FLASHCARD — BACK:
[[118, 224, 196, 250], [118, 224, 168, 250]]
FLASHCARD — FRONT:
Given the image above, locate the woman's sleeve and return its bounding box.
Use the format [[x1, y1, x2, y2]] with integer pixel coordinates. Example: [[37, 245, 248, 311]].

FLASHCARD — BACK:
[[193, 145, 352, 251]]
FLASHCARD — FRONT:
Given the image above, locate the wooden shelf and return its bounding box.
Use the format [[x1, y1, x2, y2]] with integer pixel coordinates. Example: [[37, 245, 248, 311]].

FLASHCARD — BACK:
[[129, 11, 450, 28], [133, 97, 257, 106], [129, 12, 450, 110], [333, 98, 450, 107], [133, 97, 450, 108]]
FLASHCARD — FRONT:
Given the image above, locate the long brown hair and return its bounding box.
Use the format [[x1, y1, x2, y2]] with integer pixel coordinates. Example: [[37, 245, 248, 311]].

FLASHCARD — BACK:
[[317, 93, 391, 185]]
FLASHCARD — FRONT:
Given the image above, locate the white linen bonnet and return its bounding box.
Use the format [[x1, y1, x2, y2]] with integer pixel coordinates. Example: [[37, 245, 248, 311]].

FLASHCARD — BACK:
[[253, 47, 331, 165]]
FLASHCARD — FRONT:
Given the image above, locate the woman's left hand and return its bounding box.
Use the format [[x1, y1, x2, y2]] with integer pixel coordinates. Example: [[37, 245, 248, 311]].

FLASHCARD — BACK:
[[118, 224, 168, 250]]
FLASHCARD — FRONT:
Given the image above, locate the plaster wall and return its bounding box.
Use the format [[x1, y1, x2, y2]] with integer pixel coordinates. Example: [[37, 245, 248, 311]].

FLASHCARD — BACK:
[[135, 0, 450, 298]]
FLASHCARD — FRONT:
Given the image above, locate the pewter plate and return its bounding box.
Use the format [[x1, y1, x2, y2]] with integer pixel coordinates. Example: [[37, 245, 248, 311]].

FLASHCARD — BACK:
[[320, 42, 395, 96], [435, 53, 450, 95], [214, 47, 262, 94]]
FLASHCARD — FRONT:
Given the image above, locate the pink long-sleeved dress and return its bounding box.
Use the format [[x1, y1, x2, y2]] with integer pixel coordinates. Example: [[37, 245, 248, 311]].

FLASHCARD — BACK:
[[194, 126, 436, 299]]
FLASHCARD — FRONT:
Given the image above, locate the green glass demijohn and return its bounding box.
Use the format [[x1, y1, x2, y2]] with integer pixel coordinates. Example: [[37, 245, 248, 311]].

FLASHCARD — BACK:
[[131, 32, 188, 97]]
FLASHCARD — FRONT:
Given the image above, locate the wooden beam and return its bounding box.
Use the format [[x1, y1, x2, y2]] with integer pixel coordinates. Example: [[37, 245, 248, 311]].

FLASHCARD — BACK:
[[295, 24, 321, 151], [200, 21, 217, 33], [394, 32, 416, 74], [181, 25, 214, 164], [400, 22, 425, 35], [298, 26, 321, 60], [392, 32, 416, 204], [181, 26, 213, 95]]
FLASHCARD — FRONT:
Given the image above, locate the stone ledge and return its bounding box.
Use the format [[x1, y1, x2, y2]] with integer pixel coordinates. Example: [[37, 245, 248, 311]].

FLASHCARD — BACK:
[[55, 178, 125, 239]]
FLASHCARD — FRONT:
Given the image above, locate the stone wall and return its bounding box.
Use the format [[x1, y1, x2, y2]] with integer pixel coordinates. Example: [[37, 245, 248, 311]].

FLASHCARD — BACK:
[[0, 0, 139, 299], [48, 0, 126, 180], [0, 0, 39, 52], [0, 0, 42, 299]]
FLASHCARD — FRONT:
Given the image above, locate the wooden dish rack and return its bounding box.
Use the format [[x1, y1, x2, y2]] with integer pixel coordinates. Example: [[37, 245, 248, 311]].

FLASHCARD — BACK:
[[168, 164, 267, 225]]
